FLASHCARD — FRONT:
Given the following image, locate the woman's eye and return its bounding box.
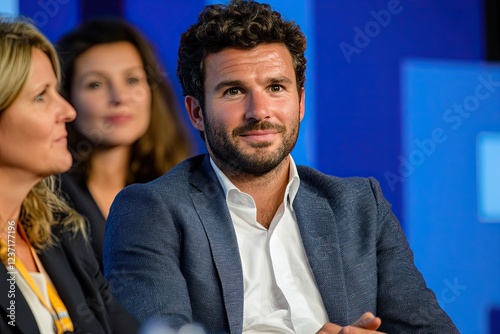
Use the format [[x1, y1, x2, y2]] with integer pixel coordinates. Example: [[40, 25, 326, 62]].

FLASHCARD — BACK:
[[35, 90, 45, 102], [128, 77, 139, 84], [88, 82, 101, 89]]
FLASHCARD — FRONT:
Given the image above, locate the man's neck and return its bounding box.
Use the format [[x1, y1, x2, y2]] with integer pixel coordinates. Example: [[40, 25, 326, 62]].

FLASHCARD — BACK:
[[217, 156, 291, 229]]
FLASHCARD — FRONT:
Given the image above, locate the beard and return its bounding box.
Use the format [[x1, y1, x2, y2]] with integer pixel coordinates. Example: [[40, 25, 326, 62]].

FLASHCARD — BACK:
[[204, 114, 300, 176]]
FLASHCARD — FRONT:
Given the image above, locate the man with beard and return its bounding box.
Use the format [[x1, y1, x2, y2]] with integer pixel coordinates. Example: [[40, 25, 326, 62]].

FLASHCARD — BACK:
[[104, 1, 458, 333]]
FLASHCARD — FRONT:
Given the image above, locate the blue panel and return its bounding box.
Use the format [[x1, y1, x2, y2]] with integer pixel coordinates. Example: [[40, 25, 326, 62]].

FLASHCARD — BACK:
[[491, 307, 500, 334], [403, 60, 500, 334], [0, 0, 19, 16], [19, 0, 79, 42], [315, 0, 483, 221], [477, 132, 500, 222]]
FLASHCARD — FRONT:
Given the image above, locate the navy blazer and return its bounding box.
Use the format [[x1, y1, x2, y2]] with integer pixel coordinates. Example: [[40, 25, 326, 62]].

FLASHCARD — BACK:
[[59, 173, 106, 271], [0, 224, 139, 334], [104, 154, 458, 333]]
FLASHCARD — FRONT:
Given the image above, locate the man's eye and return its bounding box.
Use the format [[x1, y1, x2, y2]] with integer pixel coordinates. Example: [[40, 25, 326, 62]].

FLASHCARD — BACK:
[[226, 88, 241, 95], [270, 85, 283, 92]]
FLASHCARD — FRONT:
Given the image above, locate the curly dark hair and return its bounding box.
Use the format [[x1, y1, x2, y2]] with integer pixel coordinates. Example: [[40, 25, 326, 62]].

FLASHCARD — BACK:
[[177, 0, 306, 108]]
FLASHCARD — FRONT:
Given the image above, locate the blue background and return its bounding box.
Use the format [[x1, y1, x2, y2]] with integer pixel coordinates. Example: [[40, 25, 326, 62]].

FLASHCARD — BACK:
[[1, 0, 498, 332], [402, 60, 500, 333]]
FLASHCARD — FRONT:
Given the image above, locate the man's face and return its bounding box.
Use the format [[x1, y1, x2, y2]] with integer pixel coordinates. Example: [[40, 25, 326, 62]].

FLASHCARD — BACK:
[[189, 43, 305, 176]]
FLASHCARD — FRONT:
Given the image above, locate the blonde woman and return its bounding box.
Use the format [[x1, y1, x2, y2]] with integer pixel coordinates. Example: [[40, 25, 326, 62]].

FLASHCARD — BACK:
[[0, 18, 138, 334]]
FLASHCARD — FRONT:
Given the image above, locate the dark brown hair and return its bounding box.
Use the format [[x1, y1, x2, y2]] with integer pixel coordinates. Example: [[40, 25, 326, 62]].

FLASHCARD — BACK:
[[57, 18, 193, 184], [177, 0, 307, 108]]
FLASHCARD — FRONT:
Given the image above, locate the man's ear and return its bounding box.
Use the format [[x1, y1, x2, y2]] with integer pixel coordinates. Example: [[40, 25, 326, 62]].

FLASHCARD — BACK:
[[185, 95, 205, 131], [299, 87, 305, 122]]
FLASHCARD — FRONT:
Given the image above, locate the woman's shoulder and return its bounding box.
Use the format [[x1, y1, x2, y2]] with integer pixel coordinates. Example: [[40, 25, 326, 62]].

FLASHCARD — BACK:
[[58, 173, 88, 200]]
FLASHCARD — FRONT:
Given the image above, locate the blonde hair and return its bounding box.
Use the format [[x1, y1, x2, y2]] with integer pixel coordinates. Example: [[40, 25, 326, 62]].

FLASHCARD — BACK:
[[0, 17, 86, 249]]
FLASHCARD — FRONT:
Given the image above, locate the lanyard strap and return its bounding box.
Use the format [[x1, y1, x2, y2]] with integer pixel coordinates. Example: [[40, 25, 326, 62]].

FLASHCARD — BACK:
[[1, 223, 74, 333]]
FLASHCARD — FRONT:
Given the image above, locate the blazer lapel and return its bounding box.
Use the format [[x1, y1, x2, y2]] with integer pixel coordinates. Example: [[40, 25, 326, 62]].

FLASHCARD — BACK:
[[293, 185, 349, 324], [0, 265, 40, 333], [38, 229, 109, 334], [189, 155, 244, 333]]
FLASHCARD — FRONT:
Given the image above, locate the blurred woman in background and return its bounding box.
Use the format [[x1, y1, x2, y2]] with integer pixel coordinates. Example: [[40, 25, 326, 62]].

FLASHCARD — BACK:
[[0, 17, 138, 333], [56, 18, 194, 268]]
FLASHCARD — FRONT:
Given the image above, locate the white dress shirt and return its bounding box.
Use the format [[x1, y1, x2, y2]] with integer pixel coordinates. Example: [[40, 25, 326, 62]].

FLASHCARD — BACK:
[[15, 271, 56, 334], [211, 157, 329, 334]]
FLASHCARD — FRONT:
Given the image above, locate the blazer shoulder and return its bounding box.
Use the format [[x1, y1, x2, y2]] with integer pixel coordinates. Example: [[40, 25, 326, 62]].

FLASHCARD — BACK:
[[297, 165, 379, 197], [139, 154, 206, 189], [57, 173, 106, 267], [119, 154, 212, 201], [296, 165, 392, 224]]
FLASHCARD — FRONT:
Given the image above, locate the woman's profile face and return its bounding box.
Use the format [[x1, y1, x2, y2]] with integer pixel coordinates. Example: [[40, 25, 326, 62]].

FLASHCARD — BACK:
[[70, 41, 152, 149], [0, 48, 76, 178]]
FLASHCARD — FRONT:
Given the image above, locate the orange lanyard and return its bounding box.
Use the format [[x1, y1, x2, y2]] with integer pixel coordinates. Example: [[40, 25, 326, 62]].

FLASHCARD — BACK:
[[1, 224, 74, 333]]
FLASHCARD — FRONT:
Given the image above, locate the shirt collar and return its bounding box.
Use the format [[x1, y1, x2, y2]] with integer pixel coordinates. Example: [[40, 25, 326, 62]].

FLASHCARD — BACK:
[[210, 156, 301, 205]]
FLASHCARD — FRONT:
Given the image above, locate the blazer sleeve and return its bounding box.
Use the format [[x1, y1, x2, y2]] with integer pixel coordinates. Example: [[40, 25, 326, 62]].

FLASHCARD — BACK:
[[369, 178, 458, 333], [103, 183, 193, 329]]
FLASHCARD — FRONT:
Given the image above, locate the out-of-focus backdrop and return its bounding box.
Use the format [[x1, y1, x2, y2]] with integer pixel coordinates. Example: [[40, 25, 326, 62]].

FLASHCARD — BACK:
[[2, 0, 498, 332]]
